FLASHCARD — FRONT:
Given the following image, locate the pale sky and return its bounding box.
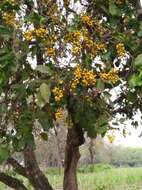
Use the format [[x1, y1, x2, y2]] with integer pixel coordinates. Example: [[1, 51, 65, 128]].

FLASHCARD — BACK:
[[114, 127, 142, 148]]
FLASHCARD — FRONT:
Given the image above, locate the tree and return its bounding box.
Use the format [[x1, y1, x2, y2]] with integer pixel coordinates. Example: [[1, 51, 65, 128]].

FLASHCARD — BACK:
[[0, 0, 141, 190]]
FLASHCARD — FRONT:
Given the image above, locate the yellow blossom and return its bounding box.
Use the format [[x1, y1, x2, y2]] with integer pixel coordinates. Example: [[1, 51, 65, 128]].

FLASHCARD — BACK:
[[55, 108, 63, 120], [107, 133, 115, 143], [100, 70, 119, 84], [23, 29, 34, 41], [64, 31, 82, 42], [46, 48, 56, 57], [35, 27, 48, 38], [71, 65, 96, 90], [116, 43, 126, 57], [2, 12, 16, 27], [72, 45, 81, 55], [81, 15, 93, 27], [52, 87, 63, 102], [82, 69, 96, 87]]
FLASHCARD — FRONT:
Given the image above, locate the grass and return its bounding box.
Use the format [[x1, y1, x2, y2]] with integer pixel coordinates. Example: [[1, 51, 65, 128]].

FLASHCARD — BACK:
[[48, 167, 142, 190], [1, 167, 142, 190]]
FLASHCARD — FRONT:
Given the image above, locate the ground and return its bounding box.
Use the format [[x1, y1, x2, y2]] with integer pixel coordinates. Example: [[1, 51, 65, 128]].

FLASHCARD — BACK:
[[1, 167, 142, 190]]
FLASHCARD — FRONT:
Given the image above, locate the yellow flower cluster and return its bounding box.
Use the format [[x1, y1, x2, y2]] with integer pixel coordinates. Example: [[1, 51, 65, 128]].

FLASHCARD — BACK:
[[107, 133, 115, 144], [64, 31, 81, 42], [44, 35, 57, 46], [82, 69, 97, 87], [35, 28, 48, 38], [23, 27, 48, 41], [90, 42, 106, 57], [46, 47, 56, 57], [81, 15, 93, 27], [52, 87, 64, 102], [100, 70, 119, 84], [23, 29, 34, 41], [82, 28, 106, 56], [71, 65, 82, 89], [55, 108, 63, 120], [116, 43, 126, 57], [65, 29, 106, 57], [84, 37, 94, 48], [71, 65, 96, 90], [2, 12, 16, 27], [64, 31, 82, 55]]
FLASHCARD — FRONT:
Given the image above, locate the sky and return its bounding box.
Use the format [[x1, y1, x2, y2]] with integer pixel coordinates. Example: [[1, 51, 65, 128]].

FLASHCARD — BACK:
[[114, 127, 142, 148]]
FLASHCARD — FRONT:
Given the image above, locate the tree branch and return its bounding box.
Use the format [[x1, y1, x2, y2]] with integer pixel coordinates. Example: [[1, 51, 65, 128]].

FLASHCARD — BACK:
[[7, 157, 27, 178], [0, 172, 28, 190]]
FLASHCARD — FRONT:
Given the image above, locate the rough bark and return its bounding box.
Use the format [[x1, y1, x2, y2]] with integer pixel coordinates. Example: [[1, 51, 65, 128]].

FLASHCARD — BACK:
[[24, 146, 53, 190], [89, 138, 95, 164], [54, 126, 65, 170], [0, 172, 28, 190], [63, 125, 85, 190], [7, 157, 27, 178]]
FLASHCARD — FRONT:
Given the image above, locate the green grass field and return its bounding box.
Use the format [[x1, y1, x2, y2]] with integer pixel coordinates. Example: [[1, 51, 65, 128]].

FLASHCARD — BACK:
[[1, 167, 142, 190]]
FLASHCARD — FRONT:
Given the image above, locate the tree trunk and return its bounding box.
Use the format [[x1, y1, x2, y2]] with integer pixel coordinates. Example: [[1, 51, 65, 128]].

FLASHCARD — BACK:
[[89, 138, 95, 164], [63, 125, 84, 190], [0, 172, 28, 190], [24, 146, 53, 190]]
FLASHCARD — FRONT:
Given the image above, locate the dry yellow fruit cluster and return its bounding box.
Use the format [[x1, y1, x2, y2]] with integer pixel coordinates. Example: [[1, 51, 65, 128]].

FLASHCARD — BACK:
[[100, 70, 119, 84], [64, 31, 81, 42], [81, 15, 94, 27], [23, 29, 34, 41], [55, 108, 63, 120], [81, 15, 106, 36], [71, 65, 82, 89], [52, 87, 64, 102], [45, 47, 56, 57], [116, 43, 126, 57], [2, 12, 16, 27], [64, 31, 82, 55], [107, 133, 115, 144], [91, 42, 106, 58], [71, 65, 96, 90], [82, 69, 97, 87], [65, 29, 105, 56], [23, 27, 48, 41], [35, 28, 48, 38]]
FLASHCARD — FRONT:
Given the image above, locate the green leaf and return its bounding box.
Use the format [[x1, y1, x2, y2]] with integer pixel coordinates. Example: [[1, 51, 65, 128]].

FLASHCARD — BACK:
[[103, 91, 111, 100], [137, 31, 142, 37], [0, 146, 9, 164], [39, 83, 51, 103], [35, 65, 52, 75], [109, 1, 121, 16], [40, 132, 48, 141], [37, 111, 51, 131], [127, 91, 137, 102], [24, 134, 35, 149], [96, 79, 105, 90], [0, 25, 12, 35], [36, 91, 45, 107], [12, 137, 26, 151], [128, 74, 142, 87], [133, 54, 142, 69]]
